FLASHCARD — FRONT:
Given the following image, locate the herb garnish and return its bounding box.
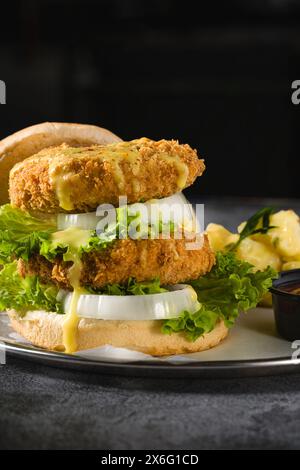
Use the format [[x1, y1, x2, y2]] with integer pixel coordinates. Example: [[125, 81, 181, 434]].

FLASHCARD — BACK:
[[227, 207, 276, 251]]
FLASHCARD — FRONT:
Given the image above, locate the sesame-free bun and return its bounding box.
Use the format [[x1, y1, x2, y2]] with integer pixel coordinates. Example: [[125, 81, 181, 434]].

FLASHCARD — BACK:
[[8, 310, 228, 356], [0, 122, 122, 205]]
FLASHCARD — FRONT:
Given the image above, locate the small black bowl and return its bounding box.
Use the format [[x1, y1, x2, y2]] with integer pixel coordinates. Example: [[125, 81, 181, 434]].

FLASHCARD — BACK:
[[270, 269, 300, 341]]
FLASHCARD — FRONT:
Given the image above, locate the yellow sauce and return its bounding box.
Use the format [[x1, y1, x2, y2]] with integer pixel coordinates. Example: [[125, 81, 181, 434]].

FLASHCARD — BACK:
[[62, 252, 84, 354], [123, 149, 142, 194], [49, 170, 76, 211], [187, 285, 198, 303], [132, 179, 141, 194], [101, 146, 143, 194], [160, 154, 188, 189], [51, 227, 91, 353], [49, 148, 130, 208], [52, 227, 91, 250], [101, 152, 126, 190]]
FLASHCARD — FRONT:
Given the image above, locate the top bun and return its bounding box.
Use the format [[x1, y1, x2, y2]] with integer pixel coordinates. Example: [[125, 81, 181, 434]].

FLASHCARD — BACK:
[[0, 122, 122, 205]]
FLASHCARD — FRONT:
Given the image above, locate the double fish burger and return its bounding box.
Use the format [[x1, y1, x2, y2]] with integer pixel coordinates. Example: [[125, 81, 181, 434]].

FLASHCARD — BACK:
[[0, 124, 275, 355]]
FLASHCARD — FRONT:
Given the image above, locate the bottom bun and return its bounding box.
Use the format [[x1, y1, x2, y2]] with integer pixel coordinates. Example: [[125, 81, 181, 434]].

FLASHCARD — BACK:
[[8, 310, 228, 356]]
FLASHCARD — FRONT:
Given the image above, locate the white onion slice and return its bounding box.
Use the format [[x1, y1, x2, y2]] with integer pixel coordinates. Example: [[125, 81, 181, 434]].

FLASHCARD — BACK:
[[62, 284, 200, 321], [145, 192, 195, 226], [57, 192, 196, 231], [57, 212, 99, 231]]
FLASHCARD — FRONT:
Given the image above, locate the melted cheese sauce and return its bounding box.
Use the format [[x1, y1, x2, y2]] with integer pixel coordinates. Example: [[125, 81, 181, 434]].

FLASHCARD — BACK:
[[51, 227, 91, 353], [160, 154, 188, 189], [49, 169, 76, 211], [100, 152, 127, 190], [48, 144, 137, 209], [62, 252, 83, 353], [52, 227, 91, 250]]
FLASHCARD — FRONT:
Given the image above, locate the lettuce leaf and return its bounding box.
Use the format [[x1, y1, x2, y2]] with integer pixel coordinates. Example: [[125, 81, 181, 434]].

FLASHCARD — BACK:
[[0, 205, 56, 263], [0, 262, 63, 314], [190, 252, 276, 326], [0, 204, 56, 233], [127, 278, 167, 295], [79, 230, 116, 255], [0, 229, 51, 263], [39, 237, 69, 261], [87, 277, 167, 296], [162, 252, 277, 340], [162, 307, 219, 341]]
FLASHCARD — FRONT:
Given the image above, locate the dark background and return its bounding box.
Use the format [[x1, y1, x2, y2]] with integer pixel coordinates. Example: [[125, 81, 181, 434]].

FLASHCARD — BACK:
[[0, 0, 299, 199]]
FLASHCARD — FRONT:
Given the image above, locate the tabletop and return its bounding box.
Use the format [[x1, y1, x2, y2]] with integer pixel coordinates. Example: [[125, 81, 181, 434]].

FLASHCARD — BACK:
[[1, 197, 300, 450]]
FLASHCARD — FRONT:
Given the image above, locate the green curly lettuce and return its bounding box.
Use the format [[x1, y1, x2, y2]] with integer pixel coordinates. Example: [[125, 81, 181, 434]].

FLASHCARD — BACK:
[[88, 277, 167, 296], [162, 252, 277, 341], [0, 204, 56, 263], [78, 230, 117, 256], [0, 261, 63, 314], [162, 307, 220, 342]]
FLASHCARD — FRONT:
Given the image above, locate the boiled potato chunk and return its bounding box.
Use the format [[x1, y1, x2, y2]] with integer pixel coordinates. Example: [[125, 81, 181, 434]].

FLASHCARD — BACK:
[[238, 210, 300, 261], [282, 261, 300, 271], [236, 238, 281, 272], [206, 223, 238, 252], [268, 210, 300, 258], [238, 221, 274, 249]]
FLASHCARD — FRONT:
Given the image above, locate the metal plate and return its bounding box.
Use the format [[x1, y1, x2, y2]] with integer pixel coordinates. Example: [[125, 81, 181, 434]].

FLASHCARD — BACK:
[[1, 308, 300, 378]]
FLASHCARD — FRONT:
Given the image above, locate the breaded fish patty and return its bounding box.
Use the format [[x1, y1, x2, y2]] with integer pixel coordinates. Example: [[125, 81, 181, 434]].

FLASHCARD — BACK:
[[18, 234, 214, 290], [9, 138, 205, 213]]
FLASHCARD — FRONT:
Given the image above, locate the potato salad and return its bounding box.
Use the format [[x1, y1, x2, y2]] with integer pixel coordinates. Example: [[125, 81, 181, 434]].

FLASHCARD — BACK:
[[206, 208, 300, 305]]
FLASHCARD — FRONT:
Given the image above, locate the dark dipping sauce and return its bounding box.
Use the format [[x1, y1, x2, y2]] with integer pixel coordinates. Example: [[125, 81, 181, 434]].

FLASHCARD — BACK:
[[279, 283, 300, 296], [270, 270, 300, 341]]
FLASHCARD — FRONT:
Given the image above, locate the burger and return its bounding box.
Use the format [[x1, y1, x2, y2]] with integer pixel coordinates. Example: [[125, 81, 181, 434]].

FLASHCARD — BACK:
[[0, 123, 275, 355]]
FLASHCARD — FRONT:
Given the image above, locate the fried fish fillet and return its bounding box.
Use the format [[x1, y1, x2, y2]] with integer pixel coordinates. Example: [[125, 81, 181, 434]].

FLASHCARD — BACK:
[[18, 234, 214, 290], [9, 138, 205, 213]]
